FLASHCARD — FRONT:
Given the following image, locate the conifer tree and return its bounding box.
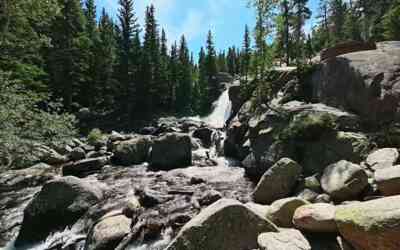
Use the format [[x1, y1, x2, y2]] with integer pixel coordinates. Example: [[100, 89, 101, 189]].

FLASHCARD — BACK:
[[292, 0, 311, 62], [205, 30, 218, 106], [241, 25, 252, 80], [168, 42, 179, 111], [176, 35, 192, 114]]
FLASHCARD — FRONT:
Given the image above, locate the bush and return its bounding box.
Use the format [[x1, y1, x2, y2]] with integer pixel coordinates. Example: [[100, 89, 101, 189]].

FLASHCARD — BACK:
[[87, 128, 105, 147], [0, 72, 77, 170]]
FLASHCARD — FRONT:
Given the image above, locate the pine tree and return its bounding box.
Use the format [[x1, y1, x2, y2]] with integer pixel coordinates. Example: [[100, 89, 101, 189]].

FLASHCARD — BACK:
[[198, 47, 208, 114], [292, 0, 311, 62], [168, 42, 179, 112], [48, 0, 86, 110], [344, 4, 362, 41], [176, 35, 192, 114], [227, 47, 236, 76], [116, 0, 140, 119], [241, 25, 252, 80], [95, 8, 117, 109], [383, 1, 400, 40], [159, 29, 170, 109], [329, 0, 346, 44], [205, 30, 218, 106], [142, 4, 161, 114]]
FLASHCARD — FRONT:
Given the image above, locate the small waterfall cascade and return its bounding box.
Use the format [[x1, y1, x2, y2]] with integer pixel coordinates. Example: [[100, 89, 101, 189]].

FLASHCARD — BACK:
[[203, 89, 232, 129]]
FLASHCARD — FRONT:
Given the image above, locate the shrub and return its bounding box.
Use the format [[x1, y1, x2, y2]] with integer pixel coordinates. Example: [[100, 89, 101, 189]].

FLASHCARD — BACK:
[[87, 128, 105, 147], [0, 72, 77, 170], [280, 113, 337, 141]]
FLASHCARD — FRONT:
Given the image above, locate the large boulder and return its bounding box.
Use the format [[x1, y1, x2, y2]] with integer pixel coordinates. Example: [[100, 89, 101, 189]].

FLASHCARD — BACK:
[[85, 214, 131, 250], [253, 158, 302, 204], [311, 41, 400, 125], [335, 195, 400, 250], [267, 197, 309, 228], [15, 176, 104, 246], [258, 229, 311, 250], [293, 203, 338, 233], [166, 199, 278, 250], [320, 41, 376, 61], [321, 160, 368, 201], [112, 136, 152, 166], [374, 166, 400, 196], [366, 148, 399, 171], [150, 133, 192, 170], [62, 156, 111, 178]]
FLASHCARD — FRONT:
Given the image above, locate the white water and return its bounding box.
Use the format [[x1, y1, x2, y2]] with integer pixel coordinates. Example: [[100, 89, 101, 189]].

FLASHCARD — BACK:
[[203, 89, 232, 128]]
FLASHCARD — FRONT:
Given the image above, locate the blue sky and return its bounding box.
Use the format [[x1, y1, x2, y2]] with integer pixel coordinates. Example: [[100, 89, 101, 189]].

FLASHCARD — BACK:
[[96, 0, 320, 56]]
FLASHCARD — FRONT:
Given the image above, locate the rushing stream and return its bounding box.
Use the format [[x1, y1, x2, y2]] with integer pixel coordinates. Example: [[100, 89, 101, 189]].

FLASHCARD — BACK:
[[3, 86, 254, 250]]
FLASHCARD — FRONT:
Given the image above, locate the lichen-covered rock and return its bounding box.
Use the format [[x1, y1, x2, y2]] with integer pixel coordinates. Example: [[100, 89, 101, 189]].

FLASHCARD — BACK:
[[335, 195, 400, 250], [166, 199, 278, 250], [258, 228, 311, 250], [15, 176, 104, 246], [366, 148, 399, 171], [321, 160, 368, 201], [112, 136, 152, 166], [85, 214, 131, 250], [374, 166, 400, 196], [267, 197, 310, 228], [253, 158, 302, 204], [293, 203, 337, 233], [150, 133, 192, 170]]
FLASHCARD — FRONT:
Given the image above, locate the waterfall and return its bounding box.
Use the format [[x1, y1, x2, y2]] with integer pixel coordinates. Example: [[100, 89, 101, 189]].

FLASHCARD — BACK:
[[203, 89, 232, 128]]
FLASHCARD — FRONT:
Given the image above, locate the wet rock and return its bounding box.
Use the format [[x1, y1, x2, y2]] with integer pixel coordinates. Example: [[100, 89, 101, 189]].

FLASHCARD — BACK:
[[253, 158, 302, 204], [189, 176, 205, 185], [69, 147, 86, 161], [321, 160, 368, 201], [135, 188, 173, 208], [62, 157, 111, 178], [166, 199, 278, 250], [366, 148, 399, 171], [198, 190, 222, 206], [267, 197, 310, 228], [374, 166, 400, 196], [85, 214, 131, 250], [258, 228, 311, 250], [335, 195, 400, 250], [293, 203, 337, 233], [15, 176, 104, 246], [150, 133, 192, 170], [192, 127, 214, 148], [112, 136, 152, 166]]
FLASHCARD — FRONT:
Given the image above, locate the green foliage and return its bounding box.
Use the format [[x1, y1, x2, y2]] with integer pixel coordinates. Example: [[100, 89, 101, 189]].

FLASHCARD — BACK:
[[0, 72, 76, 169], [383, 3, 400, 40], [280, 113, 337, 141], [87, 128, 105, 146]]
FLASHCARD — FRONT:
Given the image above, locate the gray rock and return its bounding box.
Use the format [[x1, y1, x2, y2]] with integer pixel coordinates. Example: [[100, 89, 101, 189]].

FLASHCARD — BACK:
[[69, 147, 86, 161], [314, 194, 332, 203], [321, 160, 368, 201], [311, 42, 400, 125], [198, 190, 222, 206], [258, 228, 311, 250], [366, 148, 399, 171], [62, 156, 111, 178], [293, 203, 338, 233], [335, 195, 400, 250], [296, 189, 319, 202], [112, 136, 152, 166], [166, 199, 278, 250], [150, 133, 192, 170], [33, 144, 68, 165], [267, 197, 310, 228], [374, 166, 400, 196], [253, 158, 303, 204], [15, 176, 104, 246], [85, 214, 131, 250], [245, 203, 271, 218]]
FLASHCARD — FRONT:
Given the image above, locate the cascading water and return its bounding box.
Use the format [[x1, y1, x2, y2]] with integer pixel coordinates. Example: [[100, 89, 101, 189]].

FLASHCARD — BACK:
[[203, 89, 232, 129]]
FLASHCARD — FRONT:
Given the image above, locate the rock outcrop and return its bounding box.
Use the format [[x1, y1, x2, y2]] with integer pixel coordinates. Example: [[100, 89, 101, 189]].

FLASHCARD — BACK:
[[312, 41, 400, 125]]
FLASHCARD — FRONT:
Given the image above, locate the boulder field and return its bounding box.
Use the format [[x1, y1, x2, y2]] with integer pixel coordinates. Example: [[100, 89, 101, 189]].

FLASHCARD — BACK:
[[2, 41, 400, 250]]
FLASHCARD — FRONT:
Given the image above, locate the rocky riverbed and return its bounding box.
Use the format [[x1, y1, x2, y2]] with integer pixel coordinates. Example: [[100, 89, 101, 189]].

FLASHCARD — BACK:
[[2, 41, 400, 250]]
